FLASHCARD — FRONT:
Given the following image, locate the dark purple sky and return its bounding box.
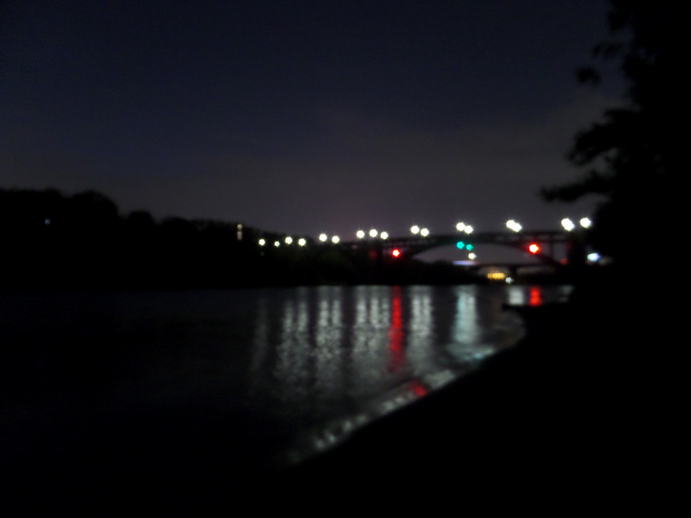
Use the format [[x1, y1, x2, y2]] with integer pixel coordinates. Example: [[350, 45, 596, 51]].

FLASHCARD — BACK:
[[1, 0, 622, 256]]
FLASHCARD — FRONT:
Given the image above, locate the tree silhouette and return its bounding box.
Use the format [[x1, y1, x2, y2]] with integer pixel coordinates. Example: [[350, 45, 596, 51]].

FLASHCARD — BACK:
[[543, 0, 688, 267]]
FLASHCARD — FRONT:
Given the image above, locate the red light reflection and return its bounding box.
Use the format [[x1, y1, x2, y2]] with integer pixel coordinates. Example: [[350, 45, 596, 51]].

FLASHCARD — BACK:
[[388, 286, 405, 372], [410, 380, 428, 397], [529, 286, 543, 306]]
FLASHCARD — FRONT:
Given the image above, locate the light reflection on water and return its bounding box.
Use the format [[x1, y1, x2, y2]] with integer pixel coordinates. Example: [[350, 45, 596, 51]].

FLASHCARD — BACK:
[[257, 284, 572, 461], [247, 285, 572, 435], [0, 284, 572, 466]]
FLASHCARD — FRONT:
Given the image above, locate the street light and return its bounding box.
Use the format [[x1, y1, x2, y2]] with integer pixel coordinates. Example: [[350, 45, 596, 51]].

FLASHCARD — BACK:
[[284, 236, 293, 245], [455, 222, 466, 232], [561, 218, 576, 232], [331, 235, 340, 244], [506, 219, 522, 232], [420, 228, 430, 237], [298, 238, 307, 247], [380, 231, 389, 240], [368, 228, 378, 238], [356, 230, 365, 239], [410, 225, 420, 235], [580, 217, 593, 229], [464, 225, 474, 234], [258, 238, 266, 246], [318, 233, 328, 242]]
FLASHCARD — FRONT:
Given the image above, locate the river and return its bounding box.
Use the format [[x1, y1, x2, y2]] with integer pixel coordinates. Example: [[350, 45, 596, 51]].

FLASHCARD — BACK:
[[1, 284, 571, 478]]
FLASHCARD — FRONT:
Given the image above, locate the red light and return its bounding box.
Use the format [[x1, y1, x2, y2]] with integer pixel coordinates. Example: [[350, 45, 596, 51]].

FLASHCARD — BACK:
[[528, 243, 541, 254], [392, 248, 402, 258]]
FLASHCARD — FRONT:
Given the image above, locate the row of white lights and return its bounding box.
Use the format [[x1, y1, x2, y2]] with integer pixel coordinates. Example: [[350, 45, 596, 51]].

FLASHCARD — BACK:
[[258, 236, 308, 247], [410, 222, 474, 237], [319, 233, 340, 244], [561, 217, 592, 231], [259, 217, 592, 247], [355, 228, 390, 240], [505, 217, 592, 233]]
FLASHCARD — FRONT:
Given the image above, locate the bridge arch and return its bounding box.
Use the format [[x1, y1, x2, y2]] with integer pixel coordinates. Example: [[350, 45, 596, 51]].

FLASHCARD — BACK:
[[343, 231, 572, 267]]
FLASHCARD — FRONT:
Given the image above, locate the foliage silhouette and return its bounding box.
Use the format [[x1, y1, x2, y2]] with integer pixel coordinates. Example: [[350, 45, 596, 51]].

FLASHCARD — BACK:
[[542, 0, 687, 267]]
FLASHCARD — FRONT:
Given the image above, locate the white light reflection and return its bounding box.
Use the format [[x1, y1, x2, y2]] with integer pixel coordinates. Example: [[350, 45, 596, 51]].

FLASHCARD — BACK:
[[507, 286, 526, 305], [451, 286, 479, 346], [314, 287, 344, 396], [351, 286, 390, 391], [407, 286, 434, 375]]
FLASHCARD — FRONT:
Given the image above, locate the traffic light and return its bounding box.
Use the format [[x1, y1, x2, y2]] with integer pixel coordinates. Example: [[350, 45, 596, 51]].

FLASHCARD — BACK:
[[456, 241, 474, 251], [528, 242, 541, 255]]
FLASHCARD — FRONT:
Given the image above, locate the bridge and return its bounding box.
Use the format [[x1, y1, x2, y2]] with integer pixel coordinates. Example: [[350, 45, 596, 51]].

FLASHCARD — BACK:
[[255, 218, 592, 267], [340, 230, 576, 267]]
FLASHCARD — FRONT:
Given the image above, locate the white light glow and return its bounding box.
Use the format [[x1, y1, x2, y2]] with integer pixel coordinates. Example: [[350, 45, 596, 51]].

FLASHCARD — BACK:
[[356, 230, 365, 239], [331, 235, 340, 244], [464, 225, 474, 234], [468, 252, 477, 260], [318, 233, 328, 242], [380, 231, 389, 240], [284, 236, 293, 245], [258, 238, 266, 246], [456, 222, 466, 232], [506, 219, 522, 232], [368, 228, 378, 238], [410, 225, 420, 234], [587, 252, 601, 263], [298, 238, 307, 247], [274, 241, 281, 247], [580, 217, 593, 229], [561, 218, 576, 232], [420, 228, 430, 237]]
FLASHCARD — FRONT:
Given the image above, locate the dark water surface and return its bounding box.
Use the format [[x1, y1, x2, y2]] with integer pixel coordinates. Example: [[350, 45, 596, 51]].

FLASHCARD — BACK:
[[1, 284, 571, 481]]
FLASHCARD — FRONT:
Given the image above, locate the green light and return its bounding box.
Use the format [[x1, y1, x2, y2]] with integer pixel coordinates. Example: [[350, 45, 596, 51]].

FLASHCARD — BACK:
[[466, 244, 474, 251], [456, 241, 465, 250]]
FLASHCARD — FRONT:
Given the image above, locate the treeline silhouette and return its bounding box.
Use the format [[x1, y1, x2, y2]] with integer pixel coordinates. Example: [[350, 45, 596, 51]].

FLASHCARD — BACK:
[[543, 0, 686, 276], [0, 187, 476, 289]]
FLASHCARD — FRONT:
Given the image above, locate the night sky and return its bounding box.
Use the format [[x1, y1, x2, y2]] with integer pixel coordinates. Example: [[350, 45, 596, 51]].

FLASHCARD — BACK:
[[1, 1, 621, 254]]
